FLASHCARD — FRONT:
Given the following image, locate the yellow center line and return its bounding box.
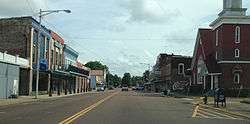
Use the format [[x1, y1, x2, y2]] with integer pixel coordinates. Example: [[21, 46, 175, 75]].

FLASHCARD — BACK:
[[59, 92, 119, 124]]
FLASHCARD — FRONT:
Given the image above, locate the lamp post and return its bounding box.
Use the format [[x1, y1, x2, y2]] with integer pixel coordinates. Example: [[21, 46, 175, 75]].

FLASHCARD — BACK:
[[35, 9, 71, 99]]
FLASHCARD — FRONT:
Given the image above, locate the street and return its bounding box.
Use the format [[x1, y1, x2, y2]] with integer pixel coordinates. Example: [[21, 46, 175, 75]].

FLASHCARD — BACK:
[[0, 90, 249, 124]]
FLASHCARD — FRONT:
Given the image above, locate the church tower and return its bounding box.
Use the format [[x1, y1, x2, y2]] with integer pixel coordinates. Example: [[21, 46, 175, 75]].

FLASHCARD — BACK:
[[219, 0, 247, 16]]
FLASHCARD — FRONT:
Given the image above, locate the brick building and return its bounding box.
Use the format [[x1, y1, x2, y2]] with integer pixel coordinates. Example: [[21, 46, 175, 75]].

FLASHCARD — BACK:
[[0, 16, 91, 96], [191, 0, 250, 96], [0, 16, 51, 95], [152, 54, 192, 92]]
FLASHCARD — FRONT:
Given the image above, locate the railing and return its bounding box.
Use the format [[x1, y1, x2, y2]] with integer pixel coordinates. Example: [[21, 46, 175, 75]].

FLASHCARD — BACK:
[[0, 51, 29, 68]]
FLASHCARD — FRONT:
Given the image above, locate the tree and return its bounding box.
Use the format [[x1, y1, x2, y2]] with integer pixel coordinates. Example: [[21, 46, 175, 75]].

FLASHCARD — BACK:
[[113, 74, 121, 87], [122, 73, 131, 86], [106, 73, 121, 87], [85, 61, 108, 70], [143, 70, 150, 83], [131, 76, 143, 86]]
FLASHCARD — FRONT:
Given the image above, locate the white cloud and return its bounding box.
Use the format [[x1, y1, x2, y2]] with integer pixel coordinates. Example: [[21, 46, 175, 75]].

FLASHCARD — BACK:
[[119, 0, 181, 24], [0, 0, 48, 17]]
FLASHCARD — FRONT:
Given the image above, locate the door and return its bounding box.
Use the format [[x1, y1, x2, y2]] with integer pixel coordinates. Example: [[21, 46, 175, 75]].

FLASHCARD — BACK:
[[0, 63, 7, 99]]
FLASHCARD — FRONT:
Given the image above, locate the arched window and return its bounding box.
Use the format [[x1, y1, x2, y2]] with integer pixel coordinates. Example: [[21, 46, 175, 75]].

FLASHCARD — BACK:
[[215, 51, 218, 60], [235, 49, 240, 58], [235, 26, 240, 43], [178, 63, 185, 75], [216, 30, 219, 46], [234, 73, 240, 84]]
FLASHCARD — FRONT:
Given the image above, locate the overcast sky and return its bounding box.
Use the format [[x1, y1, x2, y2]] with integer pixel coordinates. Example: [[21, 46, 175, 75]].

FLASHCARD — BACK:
[[0, 0, 250, 76]]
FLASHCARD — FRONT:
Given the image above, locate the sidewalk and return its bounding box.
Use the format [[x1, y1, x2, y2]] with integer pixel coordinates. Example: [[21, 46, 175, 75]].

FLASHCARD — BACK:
[[192, 96, 250, 119], [0, 91, 99, 107]]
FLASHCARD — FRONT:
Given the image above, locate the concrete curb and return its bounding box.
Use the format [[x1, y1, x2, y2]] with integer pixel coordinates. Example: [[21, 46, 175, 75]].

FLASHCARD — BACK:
[[0, 92, 99, 107]]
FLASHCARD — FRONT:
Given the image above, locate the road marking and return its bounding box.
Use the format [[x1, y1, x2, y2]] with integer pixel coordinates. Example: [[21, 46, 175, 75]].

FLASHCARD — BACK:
[[199, 107, 236, 119], [0, 111, 6, 114], [59, 92, 118, 124], [198, 109, 219, 118], [197, 112, 209, 118], [192, 105, 199, 117], [181, 98, 193, 101]]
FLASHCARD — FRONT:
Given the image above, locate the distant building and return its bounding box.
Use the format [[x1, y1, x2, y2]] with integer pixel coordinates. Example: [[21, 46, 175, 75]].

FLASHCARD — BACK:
[[191, 0, 250, 95], [152, 54, 192, 92], [90, 70, 106, 89]]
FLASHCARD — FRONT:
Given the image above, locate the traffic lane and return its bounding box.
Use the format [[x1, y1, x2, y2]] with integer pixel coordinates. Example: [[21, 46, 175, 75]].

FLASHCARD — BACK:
[[74, 91, 246, 124], [0, 92, 112, 124]]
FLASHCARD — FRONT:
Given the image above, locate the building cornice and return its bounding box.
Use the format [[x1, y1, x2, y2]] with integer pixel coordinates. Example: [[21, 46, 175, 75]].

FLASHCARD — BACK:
[[218, 61, 250, 64], [210, 16, 250, 30]]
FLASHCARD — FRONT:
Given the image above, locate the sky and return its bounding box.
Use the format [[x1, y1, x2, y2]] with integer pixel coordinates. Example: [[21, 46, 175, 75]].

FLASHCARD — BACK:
[[0, 0, 250, 76]]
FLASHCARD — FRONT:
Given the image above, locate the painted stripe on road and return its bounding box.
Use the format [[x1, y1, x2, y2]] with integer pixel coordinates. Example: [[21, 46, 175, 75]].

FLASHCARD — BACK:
[[198, 109, 219, 118], [192, 105, 199, 117], [59, 92, 119, 124], [197, 112, 209, 118], [199, 107, 236, 119]]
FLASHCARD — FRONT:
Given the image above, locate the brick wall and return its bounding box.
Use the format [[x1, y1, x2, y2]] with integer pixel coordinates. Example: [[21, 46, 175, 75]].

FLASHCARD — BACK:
[[218, 24, 250, 61], [220, 63, 250, 89], [0, 17, 32, 59]]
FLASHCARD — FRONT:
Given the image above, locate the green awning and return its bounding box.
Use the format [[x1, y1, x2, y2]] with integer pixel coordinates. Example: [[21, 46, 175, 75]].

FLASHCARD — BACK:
[[69, 71, 89, 78], [51, 70, 70, 78]]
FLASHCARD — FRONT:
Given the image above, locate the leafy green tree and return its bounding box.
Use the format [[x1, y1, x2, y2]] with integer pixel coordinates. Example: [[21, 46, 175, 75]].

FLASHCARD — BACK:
[[85, 61, 108, 70], [113, 74, 121, 87], [106, 73, 122, 87], [122, 73, 131, 86], [131, 76, 143, 86]]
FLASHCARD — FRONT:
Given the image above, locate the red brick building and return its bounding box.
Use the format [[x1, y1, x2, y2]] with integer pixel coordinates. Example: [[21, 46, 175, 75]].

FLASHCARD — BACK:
[[191, 0, 250, 96], [152, 54, 192, 92]]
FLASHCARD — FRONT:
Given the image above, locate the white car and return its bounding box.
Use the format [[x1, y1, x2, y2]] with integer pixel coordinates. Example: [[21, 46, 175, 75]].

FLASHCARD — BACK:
[[121, 86, 129, 91], [97, 87, 105, 91]]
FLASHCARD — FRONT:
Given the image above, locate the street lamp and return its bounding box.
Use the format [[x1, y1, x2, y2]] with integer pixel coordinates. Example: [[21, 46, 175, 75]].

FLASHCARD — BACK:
[[35, 9, 71, 99]]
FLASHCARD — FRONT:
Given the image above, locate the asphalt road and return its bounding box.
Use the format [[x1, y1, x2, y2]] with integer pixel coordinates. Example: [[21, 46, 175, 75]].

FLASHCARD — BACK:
[[0, 90, 249, 124]]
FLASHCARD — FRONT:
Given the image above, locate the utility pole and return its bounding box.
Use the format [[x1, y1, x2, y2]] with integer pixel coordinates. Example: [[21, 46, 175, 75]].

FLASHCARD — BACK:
[[35, 9, 42, 99], [35, 9, 71, 99]]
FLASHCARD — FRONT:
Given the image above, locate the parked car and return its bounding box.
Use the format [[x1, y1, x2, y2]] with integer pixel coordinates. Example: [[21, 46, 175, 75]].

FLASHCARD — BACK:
[[132, 86, 137, 90], [97, 87, 105, 92], [136, 86, 144, 91], [121, 86, 129, 91]]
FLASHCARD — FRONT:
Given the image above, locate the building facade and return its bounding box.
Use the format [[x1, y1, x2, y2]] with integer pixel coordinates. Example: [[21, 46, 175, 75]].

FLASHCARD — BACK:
[[191, 0, 250, 96], [152, 54, 192, 92], [0, 16, 90, 96], [90, 70, 106, 90], [0, 16, 51, 95], [0, 52, 29, 99], [64, 44, 90, 93]]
